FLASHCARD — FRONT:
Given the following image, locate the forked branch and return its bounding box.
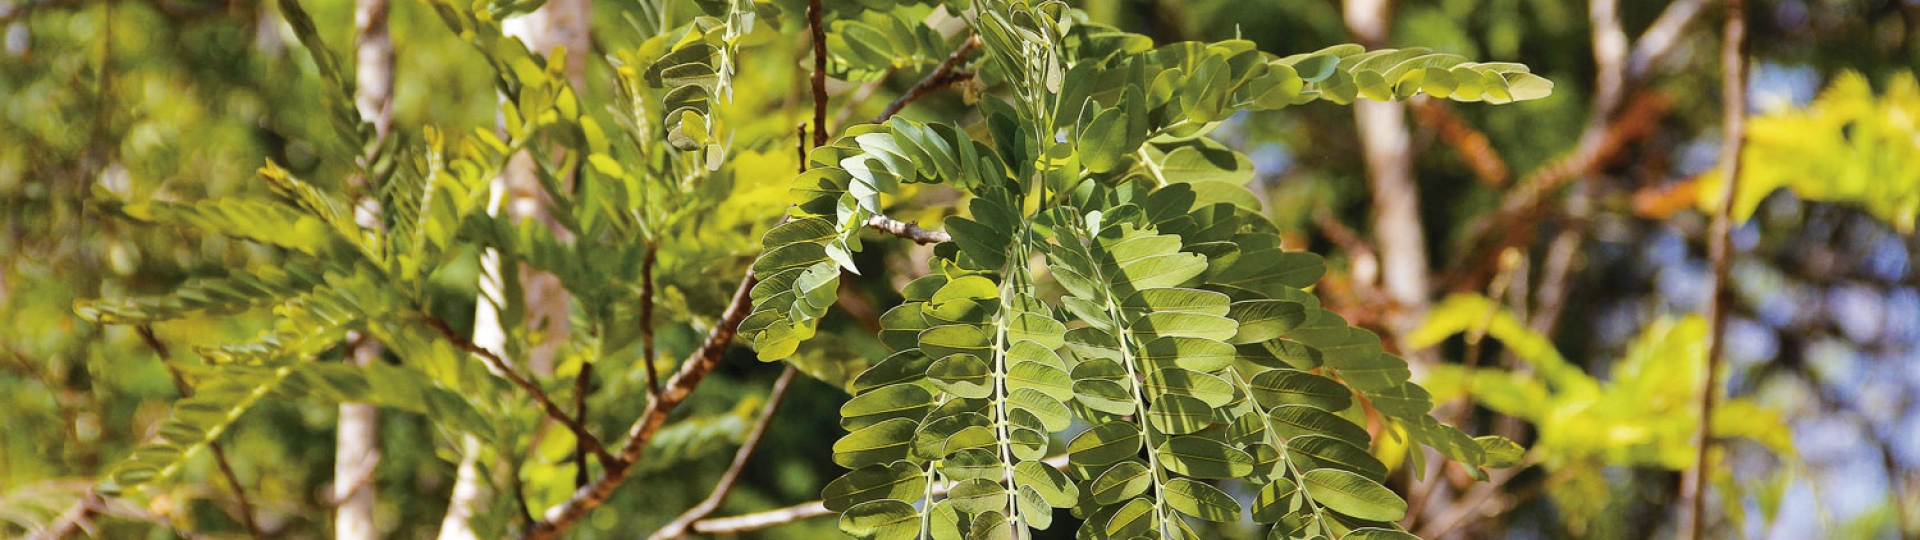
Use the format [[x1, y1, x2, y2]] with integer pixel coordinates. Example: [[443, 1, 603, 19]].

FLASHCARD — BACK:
[[424, 316, 613, 466]]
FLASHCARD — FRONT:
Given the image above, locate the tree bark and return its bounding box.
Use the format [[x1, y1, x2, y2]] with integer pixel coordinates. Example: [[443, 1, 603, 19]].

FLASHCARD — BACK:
[[337, 0, 393, 537]]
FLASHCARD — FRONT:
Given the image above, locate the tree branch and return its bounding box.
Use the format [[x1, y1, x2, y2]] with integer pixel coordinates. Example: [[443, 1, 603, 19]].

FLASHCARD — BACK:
[[690, 500, 834, 535], [874, 35, 981, 123], [865, 215, 952, 244], [524, 265, 761, 539], [807, 0, 828, 148], [1445, 0, 1706, 290], [424, 316, 613, 466], [640, 245, 661, 398], [1410, 98, 1509, 186], [648, 366, 800, 540], [137, 326, 261, 539], [1414, 454, 1541, 539], [1681, 0, 1747, 536]]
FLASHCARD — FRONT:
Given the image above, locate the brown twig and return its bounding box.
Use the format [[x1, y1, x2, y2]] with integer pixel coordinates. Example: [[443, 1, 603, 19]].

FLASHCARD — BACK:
[[572, 358, 593, 489], [1446, 0, 1706, 292], [424, 316, 613, 466], [640, 245, 660, 399], [1446, 90, 1674, 290], [524, 266, 761, 539], [1410, 98, 1510, 186], [1681, 0, 1747, 537], [874, 35, 981, 123], [649, 366, 801, 540], [807, 0, 828, 149], [1414, 454, 1541, 538], [136, 326, 263, 539]]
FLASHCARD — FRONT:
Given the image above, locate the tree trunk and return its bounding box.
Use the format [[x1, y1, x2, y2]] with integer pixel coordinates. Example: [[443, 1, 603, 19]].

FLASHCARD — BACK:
[[1342, 0, 1431, 348], [337, 0, 393, 537]]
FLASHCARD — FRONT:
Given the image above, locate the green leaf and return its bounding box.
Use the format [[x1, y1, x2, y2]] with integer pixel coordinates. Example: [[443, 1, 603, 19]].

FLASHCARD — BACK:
[[1164, 478, 1243, 522], [1144, 368, 1235, 407], [1089, 460, 1154, 505], [1156, 435, 1255, 479], [840, 500, 921, 540], [1299, 469, 1407, 522], [1068, 422, 1144, 467], [824, 462, 929, 512], [929, 354, 994, 399], [1477, 436, 1526, 468], [841, 383, 935, 431], [948, 478, 1009, 514], [1146, 394, 1218, 435], [1248, 370, 1353, 411], [1267, 405, 1371, 448], [1014, 461, 1080, 506], [834, 418, 918, 468], [1251, 477, 1300, 523], [1286, 435, 1389, 481]]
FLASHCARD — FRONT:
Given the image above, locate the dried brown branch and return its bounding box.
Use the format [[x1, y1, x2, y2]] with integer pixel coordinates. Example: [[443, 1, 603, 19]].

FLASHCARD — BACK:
[[874, 35, 981, 123], [424, 316, 613, 466], [136, 326, 262, 539], [649, 366, 800, 540], [1446, 90, 1674, 289], [1681, 0, 1747, 537], [1410, 98, 1509, 186], [1446, 0, 1706, 291]]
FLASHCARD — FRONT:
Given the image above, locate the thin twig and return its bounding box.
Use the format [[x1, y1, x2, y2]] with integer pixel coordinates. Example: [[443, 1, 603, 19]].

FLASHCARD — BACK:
[[573, 358, 593, 489], [865, 215, 952, 244], [424, 316, 613, 467], [690, 500, 834, 535], [136, 326, 263, 539], [640, 245, 661, 399], [1681, 0, 1747, 537], [1414, 454, 1540, 538], [1446, 91, 1674, 290], [27, 490, 104, 540], [1446, 0, 1707, 291], [687, 454, 1074, 535], [1410, 98, 1509, 186], [525, 266, 761, 539], [649, 366, 801, 540], [873, 35, 981, 124], [807, 0, 828, 148]]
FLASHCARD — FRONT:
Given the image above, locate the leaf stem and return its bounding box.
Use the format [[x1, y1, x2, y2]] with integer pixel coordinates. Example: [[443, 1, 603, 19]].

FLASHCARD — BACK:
[[1680, 0, 1747, 536], [137, 326, 263, 539]]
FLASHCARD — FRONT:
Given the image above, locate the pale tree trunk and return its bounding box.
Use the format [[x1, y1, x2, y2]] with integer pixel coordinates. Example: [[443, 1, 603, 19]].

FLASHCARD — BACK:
[[438, 1, 590, 538], [336, 0, 393, 538], [1342, 0, 1430, 347]]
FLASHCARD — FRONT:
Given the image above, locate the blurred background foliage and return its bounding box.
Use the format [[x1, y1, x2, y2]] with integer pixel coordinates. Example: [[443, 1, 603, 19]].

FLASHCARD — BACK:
[[0, 0, 1915, 538]]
